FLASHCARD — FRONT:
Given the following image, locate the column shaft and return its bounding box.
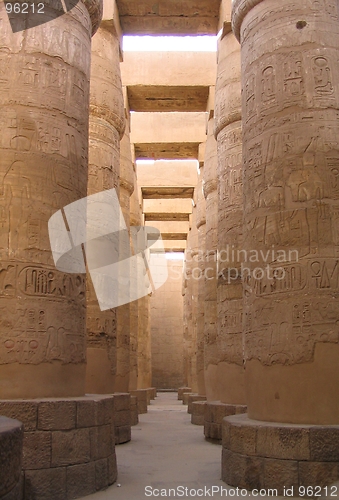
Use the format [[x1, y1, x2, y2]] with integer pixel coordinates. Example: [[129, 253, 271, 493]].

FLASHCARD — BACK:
[[215, 27, 246, 405], [0, 1, 100, 398], [196, 165, 206, 396], [115, 111, 134, 393], [203, 117, 219, 401], [234, 0, 339, 425], [86, 22, 125, 394]]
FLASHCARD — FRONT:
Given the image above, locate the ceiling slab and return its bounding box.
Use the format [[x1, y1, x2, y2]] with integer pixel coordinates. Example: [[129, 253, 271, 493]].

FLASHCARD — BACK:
[[142, 187, 195, 199], [145, 213, 190, 222], [116, 0, 221, 35], [127, 85, 210, 112], [134, 142, 200, 159], [161, 233, 188, 240]]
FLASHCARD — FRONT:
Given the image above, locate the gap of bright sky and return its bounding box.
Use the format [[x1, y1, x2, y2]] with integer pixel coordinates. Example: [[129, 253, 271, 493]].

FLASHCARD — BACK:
[[123, 36, 218, 52]]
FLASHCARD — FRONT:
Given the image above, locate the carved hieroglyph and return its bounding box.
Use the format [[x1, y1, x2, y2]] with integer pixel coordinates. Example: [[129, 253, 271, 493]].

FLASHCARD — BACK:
[[86, 22, 125, 393], [215, 28, 243, 370], [0, 1, 101, 396], [233, 0, 339, 366]]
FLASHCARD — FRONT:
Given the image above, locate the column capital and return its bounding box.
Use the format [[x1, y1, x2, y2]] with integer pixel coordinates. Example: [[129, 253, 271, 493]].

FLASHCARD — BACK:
[[231, 0, 264, 42], [82, 0, 103, 36], [102, 0, 123, 59]]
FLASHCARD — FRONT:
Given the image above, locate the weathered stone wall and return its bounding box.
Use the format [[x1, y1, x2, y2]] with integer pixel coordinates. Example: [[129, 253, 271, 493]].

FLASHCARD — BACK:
[[151, 259, 184, 389]]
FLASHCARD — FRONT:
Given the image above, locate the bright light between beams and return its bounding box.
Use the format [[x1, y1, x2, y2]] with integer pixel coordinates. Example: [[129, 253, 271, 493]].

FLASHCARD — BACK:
[[123, 36, 218, 52], [166, 253, 185, 260]]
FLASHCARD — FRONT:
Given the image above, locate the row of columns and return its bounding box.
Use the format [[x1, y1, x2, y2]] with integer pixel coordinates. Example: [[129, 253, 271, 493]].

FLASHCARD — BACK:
[[183, 0, 339, 491], [0, 4, 152, 498]]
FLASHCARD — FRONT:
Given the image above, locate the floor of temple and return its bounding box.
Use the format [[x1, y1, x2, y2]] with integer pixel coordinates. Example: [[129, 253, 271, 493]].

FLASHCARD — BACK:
[[83, 392, 225, 499], [82, 393, 281, 500]]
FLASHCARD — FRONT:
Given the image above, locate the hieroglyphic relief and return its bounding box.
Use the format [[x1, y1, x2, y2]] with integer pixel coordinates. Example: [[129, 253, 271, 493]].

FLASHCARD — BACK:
[[215, 32, 244, 371], [239, 0, 339, 366], [85, 25, 126, 380], [0, 263, 86, 364], [0, 3, 94, 377]]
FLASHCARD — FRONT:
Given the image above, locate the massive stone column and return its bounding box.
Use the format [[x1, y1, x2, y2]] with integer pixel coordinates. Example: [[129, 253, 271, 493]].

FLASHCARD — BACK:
[[0, 0, 101, 399], [182, 258, 190, 388], [86, 12, 125, 394], [115, 106, 133, 393], [215, 24, 245, 406], [222, 0, 339, 491], [183, 233, 193, 390], [190, 203, 199, 394], [203, 114, 219, 401], [196, 165, 206, 397], [137, 292, 152, 389], [0, 3, 118, 497], [205, 22, 247, 441], [204, 17, 246, 440], [129, 163, 140, 392]]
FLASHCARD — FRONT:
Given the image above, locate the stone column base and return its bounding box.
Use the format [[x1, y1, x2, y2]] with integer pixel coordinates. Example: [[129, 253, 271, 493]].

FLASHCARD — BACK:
[[188, 395, 207, 414], [145, 388, 153, 405], [191, 401, 206, 426], [0, 416, 23, 500], [129, 390, 148, 414], [178, 387, 192, 400], [130, 396, 139, 426], [222, 414, 339, 495], [183, 392, 196, 405], [149, 388, 157, 400], [204, 401, 247, 442], [0, 395, 117, 500], [113, 393, 131, 445]]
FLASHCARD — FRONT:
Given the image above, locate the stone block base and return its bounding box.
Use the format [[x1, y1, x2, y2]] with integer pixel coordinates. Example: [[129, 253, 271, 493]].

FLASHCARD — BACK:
[[113, 393, 131, 445], [204, 401, 247, 442], [183, 392, 196, 405], [191, 401, 206, 426], [145, 389, 152, 405], [178, 387, 192, 400], [129, 390, 148, 414], [222, 414, 339, 495], [0, 416, 23, 500], [130, 396, 139, 426], [0, 395, 117, 500], [149, 388, 157, 400], [188, 395, 206, 414]]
